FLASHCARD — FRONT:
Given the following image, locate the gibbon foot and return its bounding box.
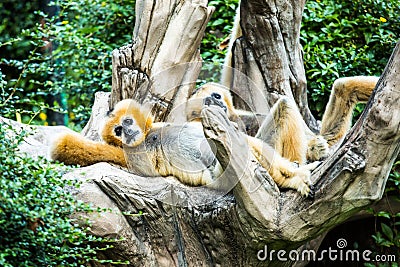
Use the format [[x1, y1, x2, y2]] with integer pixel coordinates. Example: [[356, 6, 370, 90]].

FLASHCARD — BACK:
[[282, 167, 314, 197], [276, 161, 321, 198], [307, 135, 329, 162]]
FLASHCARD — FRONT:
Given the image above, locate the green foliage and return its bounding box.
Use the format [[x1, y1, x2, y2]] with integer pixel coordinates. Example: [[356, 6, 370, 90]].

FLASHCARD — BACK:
[[0, 123, 112, 266], [370, 161, 400, 260], [199, 0, 239, 84], [0, 45, 127, 267], [301, 2, 400, 260], [301, 0, 400, 118], [0, 0, 136, 129]]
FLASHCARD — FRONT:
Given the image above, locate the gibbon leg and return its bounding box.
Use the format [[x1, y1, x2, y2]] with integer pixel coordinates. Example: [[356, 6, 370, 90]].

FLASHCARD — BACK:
[[255, 97, 308, 164], [247, 136, 319, 197], [320, 76, 379, 146]]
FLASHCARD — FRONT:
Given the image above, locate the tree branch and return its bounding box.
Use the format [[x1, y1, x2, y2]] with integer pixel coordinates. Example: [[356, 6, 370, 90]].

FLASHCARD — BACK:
[[232, 0, 318, 131], [201, 41, 400, 248], [110, 0, 214, 123]]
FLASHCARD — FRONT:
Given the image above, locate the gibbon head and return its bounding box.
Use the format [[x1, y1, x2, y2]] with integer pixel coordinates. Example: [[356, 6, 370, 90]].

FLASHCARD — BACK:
[[187, 82, 237, 121], [102, 99, 154, 147]]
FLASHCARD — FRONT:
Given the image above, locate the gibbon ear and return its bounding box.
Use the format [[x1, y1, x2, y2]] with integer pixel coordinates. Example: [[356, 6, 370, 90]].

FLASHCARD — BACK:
[[106, 108, 115, 116], [140, 102, 155, 132], [145, 115, 153, 133]]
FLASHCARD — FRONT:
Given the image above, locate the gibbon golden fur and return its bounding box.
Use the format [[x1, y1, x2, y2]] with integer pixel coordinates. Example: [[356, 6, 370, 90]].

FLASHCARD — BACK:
[[50, 131, 127, 167], [101, 99, 154, 147], [186, 82, 239, 122]]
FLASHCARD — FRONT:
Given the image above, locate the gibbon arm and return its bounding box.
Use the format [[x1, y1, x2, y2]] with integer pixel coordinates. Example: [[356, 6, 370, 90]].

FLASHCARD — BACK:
[[320, 76, 379, 145], [50, 131, 127, 167]]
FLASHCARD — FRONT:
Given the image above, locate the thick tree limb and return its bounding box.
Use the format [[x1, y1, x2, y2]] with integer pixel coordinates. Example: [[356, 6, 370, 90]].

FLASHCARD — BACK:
[[232, 0, 318, 131], [110, 0, 214, 123]]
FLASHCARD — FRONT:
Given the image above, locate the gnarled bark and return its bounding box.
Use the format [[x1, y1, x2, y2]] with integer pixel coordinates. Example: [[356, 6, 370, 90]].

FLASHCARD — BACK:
[[232, 0, 319, 132], [6, 0, 400, 266], [110, 0, 214, 123]]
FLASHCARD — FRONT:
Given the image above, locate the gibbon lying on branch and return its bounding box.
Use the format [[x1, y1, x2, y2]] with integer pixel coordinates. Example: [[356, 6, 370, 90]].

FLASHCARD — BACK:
[[51, 76, 378, 197], [51, 97, 317, 196]]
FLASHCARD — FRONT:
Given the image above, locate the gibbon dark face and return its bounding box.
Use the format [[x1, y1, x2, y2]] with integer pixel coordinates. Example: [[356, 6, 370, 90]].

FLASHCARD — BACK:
[[114, 125, 123, 137]]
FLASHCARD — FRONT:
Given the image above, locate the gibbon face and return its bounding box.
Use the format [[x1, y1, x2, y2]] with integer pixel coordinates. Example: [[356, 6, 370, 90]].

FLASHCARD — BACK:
[[187, 82, 236, 121], [115, 115, 147, 147], [102, 99, 154, 147]]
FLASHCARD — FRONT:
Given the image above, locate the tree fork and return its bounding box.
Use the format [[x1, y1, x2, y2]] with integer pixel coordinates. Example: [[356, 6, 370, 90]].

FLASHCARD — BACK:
[[3, 0, 399, 265]]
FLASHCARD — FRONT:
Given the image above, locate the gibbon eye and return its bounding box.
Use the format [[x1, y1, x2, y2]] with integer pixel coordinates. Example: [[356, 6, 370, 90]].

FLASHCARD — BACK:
[[122, 118, 134, 126], [114, 126, 123, 137], [211, 92, 222, 100]]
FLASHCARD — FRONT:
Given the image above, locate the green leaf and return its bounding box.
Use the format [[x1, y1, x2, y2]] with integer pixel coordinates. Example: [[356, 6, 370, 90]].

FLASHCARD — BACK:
[[377, 211, 391, 219], [381, 222, 394, 241]]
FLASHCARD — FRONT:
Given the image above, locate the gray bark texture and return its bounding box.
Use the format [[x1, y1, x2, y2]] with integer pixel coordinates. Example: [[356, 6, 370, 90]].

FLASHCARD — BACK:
[[231, 0, 319, 132], [110, 0, 214, 123], [4, 0, 400, 266]]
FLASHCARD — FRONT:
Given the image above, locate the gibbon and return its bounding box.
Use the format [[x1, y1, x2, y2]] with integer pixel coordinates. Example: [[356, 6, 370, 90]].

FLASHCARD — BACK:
[[50, 75, 378, 196], [187, 82, 318, 164], [194, 75, 379, 162], [51, 97, 317, 196], [50, 99, 153, 168]]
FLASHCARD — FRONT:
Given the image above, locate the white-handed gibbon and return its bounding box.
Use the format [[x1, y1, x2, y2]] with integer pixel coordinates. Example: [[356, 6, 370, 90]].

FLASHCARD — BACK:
[[51, 76, 378, 197]]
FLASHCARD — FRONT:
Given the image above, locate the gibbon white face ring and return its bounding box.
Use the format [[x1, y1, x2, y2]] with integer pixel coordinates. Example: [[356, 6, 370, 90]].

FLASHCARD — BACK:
[[120, 115, 145, 147]]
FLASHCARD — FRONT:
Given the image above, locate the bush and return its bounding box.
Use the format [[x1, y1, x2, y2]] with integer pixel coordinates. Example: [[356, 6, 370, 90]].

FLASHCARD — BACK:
[[0, 122, 102, 266], [301, 1, 400, 259], [301, 0, 400, 118], [1, 0, 136, 129]]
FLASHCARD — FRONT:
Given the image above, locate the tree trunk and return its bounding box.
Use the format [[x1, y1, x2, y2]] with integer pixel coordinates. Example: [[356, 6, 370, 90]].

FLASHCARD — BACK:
[[231, 0, 319, 132], [7, 0, 400, 266], [95, 0, 400, 260], [110, 0, 214, 123]]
